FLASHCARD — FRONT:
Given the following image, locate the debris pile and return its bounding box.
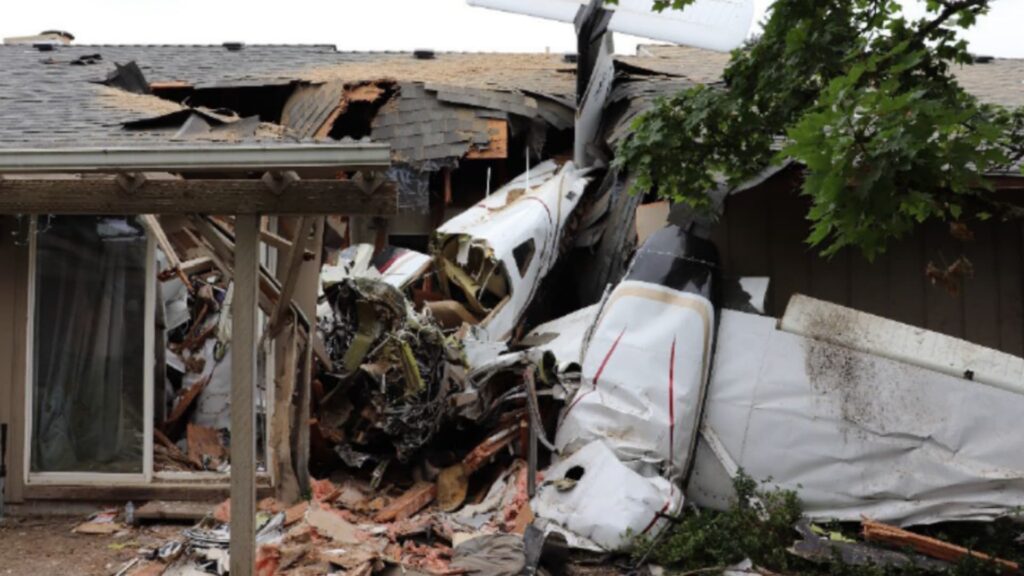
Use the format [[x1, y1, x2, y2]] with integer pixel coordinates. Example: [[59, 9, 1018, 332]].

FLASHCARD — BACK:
[[315, 277, 465, 465], [145, 158, 1024, 574], [151, 214, 319, 485], [158, 264, 234, 474], [111, 461, 556, 575], [80, 171, 1024, 576]]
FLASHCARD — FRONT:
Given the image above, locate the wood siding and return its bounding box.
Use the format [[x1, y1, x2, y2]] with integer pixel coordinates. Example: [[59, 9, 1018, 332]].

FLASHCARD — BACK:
[[0, 216, 30, 503], [711, 175, 1024, 358]]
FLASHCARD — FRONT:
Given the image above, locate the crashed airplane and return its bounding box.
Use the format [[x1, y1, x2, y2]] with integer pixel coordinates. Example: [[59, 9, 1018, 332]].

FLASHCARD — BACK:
[[2, 2, 1024, 573], [527, 227, 1024, 551]]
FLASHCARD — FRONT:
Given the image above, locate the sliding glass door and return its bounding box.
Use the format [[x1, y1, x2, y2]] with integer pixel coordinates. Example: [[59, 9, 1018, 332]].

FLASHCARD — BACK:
[[28, 216, 153, 479]]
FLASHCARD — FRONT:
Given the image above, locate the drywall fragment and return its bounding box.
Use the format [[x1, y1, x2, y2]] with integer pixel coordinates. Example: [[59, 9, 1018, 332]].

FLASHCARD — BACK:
[[306, 505, 363, 545]]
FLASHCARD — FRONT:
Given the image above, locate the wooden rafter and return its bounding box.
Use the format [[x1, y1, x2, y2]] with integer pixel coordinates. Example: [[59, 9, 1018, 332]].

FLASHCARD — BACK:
[[0, 178, 397, 215]]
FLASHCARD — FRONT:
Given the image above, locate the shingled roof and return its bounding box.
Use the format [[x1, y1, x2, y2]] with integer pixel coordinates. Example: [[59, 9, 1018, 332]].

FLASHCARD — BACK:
[[0, 44, 578, 150], [625, 45, 1024, 108], [1, 42, 1018, 152]]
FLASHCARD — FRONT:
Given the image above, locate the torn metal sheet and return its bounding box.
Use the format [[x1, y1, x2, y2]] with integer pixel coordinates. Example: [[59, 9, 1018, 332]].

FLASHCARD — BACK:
[[555, 226, 717, 474], [322, 244, 432, 291], [537, 226, 719, 550], [575, 31, 614, 167], [433, 160, 591, 341], [518, 304, 600, 372], [688, 308, 1024, 526], [533, 440, 680, 551], [781, 294, 1024, 396]]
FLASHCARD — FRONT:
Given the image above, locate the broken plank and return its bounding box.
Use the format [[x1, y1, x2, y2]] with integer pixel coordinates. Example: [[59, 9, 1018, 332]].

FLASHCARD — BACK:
[[0, 179, 398, 215], [312, 333, 333, 372], [162, 378, 209, 439], [188, 215, 238, 271], [187, 423, 226, 469], [373, 483, 437, 523], [180, 256, 216, 277], [149, 80, 193, 89], [260, 228, 314, 259], [141, 214, 193, 288], [862, 518, 1019, 572], [462, 424, 521, 473], [154, 428, 200, 472], [187, 214, 297, 320]]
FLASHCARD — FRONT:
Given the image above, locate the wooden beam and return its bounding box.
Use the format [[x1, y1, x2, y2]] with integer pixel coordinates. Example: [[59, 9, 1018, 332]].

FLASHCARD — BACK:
[[20, 482, 275, 503], [290, 217, 324, 494], [149, 81, 193, 90], [267, 217, 314, 338], [230, 214, 260, 576], [141, 215, 192, 288], [260, 228, 314, 259], [0, 178, 397, 215], [180, 256, 216, 277], [187, 215, 310, 323], [187, 215, 237, 278]]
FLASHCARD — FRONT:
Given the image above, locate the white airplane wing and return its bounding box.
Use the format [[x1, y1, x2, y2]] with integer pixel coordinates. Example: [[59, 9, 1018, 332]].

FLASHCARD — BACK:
[[467, 0, 754, 52]]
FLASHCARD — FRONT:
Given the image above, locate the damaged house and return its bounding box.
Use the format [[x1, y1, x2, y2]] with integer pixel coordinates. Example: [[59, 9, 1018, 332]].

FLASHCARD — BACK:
[[1, 15, 1024, 575], [0, 41, 582, 505]]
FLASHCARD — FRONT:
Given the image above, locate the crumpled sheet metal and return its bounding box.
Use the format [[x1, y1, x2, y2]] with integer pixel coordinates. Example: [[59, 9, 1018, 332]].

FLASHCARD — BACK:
[[518, 304, 600, 373], [434, 160, 591, 341], [322, 243, 432, 291], [535, 227, 719, 551], [534, 440, 680, 551], [688, 309, 1024, 527], [554, 280, 714, 474]]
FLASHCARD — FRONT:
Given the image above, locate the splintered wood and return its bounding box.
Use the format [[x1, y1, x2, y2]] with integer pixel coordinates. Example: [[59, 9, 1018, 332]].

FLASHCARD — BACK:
[[862, 518, 1020, 572], [373, 483, 437, 523], [187, 423, 226, 469]]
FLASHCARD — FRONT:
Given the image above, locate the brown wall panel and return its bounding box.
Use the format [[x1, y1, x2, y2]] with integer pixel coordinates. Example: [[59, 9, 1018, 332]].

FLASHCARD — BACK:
[[714, 182, 1024, 357]]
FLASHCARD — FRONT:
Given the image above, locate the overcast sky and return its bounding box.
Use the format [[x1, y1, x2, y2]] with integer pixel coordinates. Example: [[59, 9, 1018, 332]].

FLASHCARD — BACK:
[[2, 0, 1022, 57]]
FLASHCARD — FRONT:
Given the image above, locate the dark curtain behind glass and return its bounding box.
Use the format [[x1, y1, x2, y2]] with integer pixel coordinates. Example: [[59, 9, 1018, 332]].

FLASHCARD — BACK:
[[31, 216, 147, 473]]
